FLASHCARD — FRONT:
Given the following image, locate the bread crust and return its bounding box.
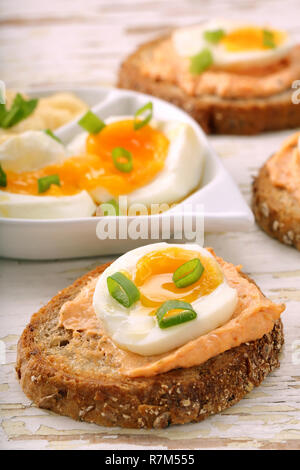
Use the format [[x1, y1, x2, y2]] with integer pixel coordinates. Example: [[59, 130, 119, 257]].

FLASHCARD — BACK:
[[118, 37, 300, 135], [16, 264, 283, 429], [252, 159, 300, 250]]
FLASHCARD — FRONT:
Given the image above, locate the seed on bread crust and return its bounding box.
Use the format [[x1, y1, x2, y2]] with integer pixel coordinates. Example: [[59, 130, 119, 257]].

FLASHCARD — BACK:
[[260, 202, 270, 218], [118, 36, 300, 135], [16, 264, 283, 429], [252, 159, 300, 251]]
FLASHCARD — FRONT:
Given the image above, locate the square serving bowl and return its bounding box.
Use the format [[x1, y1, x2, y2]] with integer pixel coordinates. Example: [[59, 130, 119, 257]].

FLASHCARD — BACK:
[[0, 87, 254, 260]]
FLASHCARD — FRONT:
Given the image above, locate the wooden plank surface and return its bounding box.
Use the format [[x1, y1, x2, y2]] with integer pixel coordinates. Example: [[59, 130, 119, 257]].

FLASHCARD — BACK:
[[1, 0, 300, 450]]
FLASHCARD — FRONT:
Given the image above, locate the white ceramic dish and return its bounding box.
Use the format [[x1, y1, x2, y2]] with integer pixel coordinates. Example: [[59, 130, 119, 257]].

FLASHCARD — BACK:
[[0, 86, 254, 260]]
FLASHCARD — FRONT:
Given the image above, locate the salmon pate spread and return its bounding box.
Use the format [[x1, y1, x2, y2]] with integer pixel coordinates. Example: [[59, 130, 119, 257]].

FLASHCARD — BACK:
[[140, 21, 300, 99], [59, 246, 284, 378], [266, 132, 300, 204]]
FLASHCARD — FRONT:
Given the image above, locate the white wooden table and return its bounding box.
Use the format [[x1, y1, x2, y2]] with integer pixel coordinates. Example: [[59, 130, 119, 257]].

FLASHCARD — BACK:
[[1, 0, 300, 450]]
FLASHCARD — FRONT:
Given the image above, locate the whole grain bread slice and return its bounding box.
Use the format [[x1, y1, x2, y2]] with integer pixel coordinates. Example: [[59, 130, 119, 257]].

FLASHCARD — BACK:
[[118, 37, 300, 135], [252, 159, 300, 250], [16, 263, 284, 429]]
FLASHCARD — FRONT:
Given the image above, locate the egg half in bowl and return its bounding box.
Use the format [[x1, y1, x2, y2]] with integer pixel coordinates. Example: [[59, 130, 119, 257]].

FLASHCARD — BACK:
[[0, 103, 205, 219], [93, 242, 238, 355]]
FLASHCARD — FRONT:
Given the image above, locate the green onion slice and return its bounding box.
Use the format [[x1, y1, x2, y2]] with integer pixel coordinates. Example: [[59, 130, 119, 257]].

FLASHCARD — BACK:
[[107, 272, 140, 308], [0, 93, 38, 129], [0, 104, 6, 124], [134, 102, 153, 130], [204, 29, 225, 43], [0, 164, 7, 187], [112, 147, 133, 172], [172, 258, 204, 288], [156, 300, 197, 329], [189, 48, 213, 75], [99, 198, 119, 216], [38, 174, 60, 194], [263, 30, 276, 48], [78, 110, 106, 134], [44, 129, 62, 143]]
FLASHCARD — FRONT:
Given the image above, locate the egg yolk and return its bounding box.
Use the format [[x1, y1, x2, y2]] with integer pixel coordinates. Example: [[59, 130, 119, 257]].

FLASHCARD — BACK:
[[221, 27, 286, 52], [134, 247, 223, 310], [3, 120, 169, 198]]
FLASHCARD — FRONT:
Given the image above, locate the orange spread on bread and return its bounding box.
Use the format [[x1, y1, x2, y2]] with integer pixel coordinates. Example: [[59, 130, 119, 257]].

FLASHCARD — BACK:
[[141, 39, 300, 99], [59, 250, 284, 377], [266, 132, 300, 204]]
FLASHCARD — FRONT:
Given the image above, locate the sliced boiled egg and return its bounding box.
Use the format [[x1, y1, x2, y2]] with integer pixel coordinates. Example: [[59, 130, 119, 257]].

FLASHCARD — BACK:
[[93, 243, 238, 356], [0, 131, 96, 219], [0, 111, 204, 219], [0, 190, 96, 219], [0, 130, 67, 173], [69, 115, 204, 206], [173, 19, 293, 68]]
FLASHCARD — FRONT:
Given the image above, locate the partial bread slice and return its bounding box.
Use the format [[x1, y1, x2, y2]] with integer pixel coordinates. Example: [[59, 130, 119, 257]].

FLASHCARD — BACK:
[[118, 37, 300, 135], [16, 264, 283, 429], [252, 160, 300, 250]]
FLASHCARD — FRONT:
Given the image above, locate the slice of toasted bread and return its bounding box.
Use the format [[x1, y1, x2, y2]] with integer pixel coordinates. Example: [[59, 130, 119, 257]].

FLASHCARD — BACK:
[[252, 159, 300, 250], [118, 37, 300, 135], [16, 263, 283, 429]]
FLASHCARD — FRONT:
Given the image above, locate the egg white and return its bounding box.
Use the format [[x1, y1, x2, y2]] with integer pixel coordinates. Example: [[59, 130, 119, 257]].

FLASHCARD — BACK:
[[0, 190, 96, 219], [172, 19, 293, 68], [0, 131, 96, 219], [93, 242, 238, 356], [0, 130, 68, 173], [68, 116, 205, 206]]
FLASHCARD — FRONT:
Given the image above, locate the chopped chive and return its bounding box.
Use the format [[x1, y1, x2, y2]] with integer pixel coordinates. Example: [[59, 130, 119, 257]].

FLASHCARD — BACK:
[[44, 129, 62, 143], [0, 164, 7, 187], [107, 272, 140, 308], [38, 174, 60, 194], [78, 110, 106, 134], [99, 198, 119, 216], [134, 102, 153, 130], [0, 104, 6, 124], [263, 30, 276, 48], [112, 147, 133, 173], [156, 300, 197, 329], [0, 94, 38, 129], [189, 48, 213, 75], [204, 29, 225, 43], [172, 258, 204, 288]]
